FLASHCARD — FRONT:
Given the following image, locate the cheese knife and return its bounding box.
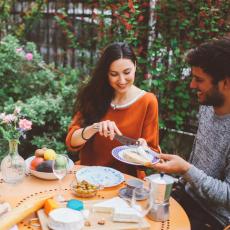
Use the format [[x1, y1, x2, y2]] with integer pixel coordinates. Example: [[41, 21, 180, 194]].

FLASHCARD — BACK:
[[114, 134, 140, 146], [92, 125, 140, 146]]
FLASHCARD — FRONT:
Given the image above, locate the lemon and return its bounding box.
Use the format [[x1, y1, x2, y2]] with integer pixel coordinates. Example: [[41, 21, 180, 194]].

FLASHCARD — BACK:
[[44, 149, 56, 160]]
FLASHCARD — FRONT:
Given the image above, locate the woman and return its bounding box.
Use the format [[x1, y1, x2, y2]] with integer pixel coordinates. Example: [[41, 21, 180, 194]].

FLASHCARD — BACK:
[[66, 42, 159, 176]]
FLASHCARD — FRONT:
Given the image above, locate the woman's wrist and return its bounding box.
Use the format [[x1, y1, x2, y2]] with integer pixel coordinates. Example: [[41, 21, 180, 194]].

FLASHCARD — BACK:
[[81, 127, 89, 141], [81, 124, 98, 141]]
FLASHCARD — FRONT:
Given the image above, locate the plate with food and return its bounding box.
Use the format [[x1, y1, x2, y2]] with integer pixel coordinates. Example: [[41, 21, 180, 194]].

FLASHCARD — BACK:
[[112, 145, 160, 166], [75, 166, 124, 188]]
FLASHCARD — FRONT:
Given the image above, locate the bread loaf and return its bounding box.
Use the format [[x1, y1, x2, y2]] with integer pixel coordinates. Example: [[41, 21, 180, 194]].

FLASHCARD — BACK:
[[0, 195, 51, 230]]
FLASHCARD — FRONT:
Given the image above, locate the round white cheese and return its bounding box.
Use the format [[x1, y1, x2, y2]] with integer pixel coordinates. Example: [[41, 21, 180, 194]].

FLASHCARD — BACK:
[[48, 208, 84, 230]]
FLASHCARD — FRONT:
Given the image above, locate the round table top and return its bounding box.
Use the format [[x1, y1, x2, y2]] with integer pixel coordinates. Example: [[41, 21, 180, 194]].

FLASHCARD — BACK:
[[0, 165, 191, 230]]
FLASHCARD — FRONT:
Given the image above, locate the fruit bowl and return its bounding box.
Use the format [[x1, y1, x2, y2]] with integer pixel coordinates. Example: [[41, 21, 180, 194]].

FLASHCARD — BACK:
[[25, 156, 74, 180]]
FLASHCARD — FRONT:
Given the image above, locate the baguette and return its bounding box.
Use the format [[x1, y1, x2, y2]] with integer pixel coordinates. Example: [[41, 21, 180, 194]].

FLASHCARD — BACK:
[[0, 195, 51, 230]]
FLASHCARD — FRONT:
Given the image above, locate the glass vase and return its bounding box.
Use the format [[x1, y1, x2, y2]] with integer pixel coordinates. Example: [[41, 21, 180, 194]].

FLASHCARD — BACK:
[[1, 139, 26, 183]]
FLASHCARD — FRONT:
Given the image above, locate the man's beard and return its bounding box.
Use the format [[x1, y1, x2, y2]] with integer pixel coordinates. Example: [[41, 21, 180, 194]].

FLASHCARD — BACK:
[[200, 85, 225, 107]]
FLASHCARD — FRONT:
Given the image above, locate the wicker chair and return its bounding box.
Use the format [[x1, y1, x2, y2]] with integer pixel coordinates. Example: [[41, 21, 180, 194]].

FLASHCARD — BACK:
[[224, 225, 230, 230]]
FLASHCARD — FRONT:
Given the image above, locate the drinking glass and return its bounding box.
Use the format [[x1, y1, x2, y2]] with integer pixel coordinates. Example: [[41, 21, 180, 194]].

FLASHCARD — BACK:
[[131, 186, 153, 226], [52, 154, 68, 202]]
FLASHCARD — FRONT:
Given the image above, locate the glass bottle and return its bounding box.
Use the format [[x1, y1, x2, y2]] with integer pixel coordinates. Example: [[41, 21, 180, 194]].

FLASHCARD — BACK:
[[1, 139, 25, 183]]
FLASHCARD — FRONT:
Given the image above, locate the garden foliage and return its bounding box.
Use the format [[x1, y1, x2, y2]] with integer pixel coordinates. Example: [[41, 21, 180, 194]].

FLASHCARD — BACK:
[[0, 35, 81, 158]]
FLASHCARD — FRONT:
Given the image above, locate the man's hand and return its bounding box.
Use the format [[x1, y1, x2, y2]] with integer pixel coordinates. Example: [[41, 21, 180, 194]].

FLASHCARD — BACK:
[[150, 154, 191, 175]]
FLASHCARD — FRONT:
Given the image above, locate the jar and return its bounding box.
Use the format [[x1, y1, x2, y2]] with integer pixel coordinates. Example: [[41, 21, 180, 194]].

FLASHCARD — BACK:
[[1, 139, 26, 183]]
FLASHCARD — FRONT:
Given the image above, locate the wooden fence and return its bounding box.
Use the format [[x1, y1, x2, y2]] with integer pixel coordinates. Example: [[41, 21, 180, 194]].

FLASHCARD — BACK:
[[7, 1, 120, 69]]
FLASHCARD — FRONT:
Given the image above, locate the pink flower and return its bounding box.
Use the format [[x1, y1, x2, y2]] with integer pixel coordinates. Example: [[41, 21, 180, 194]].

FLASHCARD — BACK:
[[144, 73, 152, 80], [25, 53, 33, 61], [16, 48, 23, 53], [19, 119, 32, 130], [14, 107, 21, 115], [3, 114, 16, 123]]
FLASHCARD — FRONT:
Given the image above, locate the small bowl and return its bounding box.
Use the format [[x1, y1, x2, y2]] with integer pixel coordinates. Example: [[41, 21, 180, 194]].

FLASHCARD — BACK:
[[25, 156, 74, 180], [70, 180, 98, 198]]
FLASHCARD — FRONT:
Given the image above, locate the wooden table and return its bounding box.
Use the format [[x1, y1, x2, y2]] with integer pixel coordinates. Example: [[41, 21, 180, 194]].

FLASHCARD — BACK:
[[0, 165, 190, 230]]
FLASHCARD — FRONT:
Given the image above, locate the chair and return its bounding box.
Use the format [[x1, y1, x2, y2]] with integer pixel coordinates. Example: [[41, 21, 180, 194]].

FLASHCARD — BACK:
[[224, 225, 230, 230]]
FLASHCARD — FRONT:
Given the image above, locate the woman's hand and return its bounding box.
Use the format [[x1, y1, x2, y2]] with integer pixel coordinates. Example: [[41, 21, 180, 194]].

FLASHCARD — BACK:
[[93, 120, 122, 140], [149, 153, 191, 175]]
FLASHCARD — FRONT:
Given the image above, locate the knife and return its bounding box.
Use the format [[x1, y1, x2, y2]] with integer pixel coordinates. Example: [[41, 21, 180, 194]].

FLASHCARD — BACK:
[[114, 134, 140, 146], [92, 125, 140, 145]]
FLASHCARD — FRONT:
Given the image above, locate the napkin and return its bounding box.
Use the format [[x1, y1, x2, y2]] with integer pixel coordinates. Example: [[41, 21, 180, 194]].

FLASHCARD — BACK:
[[0, 202, 11, 216]]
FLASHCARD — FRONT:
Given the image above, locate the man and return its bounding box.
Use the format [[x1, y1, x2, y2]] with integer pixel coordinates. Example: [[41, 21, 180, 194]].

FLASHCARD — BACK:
[[152, 38, 230, 230]]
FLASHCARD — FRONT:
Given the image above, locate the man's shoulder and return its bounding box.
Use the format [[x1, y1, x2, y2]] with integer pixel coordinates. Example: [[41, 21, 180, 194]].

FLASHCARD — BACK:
[[198, 106, 213, 121], [199, 106, 230, 133]]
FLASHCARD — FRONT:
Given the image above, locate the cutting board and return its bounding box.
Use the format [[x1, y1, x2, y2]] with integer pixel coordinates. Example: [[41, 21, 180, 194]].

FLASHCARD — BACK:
[[37, 200, 150, 230]]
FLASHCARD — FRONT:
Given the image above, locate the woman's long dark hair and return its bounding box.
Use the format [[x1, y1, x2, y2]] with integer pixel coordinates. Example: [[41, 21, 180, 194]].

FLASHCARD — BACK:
[[74, 42, 137, 126]]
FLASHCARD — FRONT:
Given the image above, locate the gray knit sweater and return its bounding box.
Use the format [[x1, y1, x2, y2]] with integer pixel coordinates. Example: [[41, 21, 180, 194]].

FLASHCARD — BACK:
[[182, 106, 230, 226]]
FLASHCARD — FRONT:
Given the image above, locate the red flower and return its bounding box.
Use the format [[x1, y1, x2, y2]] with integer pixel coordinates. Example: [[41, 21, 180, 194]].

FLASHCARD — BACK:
[[142, 2, 149, 7], [138, 15, 144, 22], [199, 11, 207, 17], [144, 73, 152, 80], [138, 45, 143, 54], [199, 21, 205, 29], [124, 12, 130, 18], [125, 22, 132, 30], [128, 0, 135, 13], [218, 19, 225, 26], [110, 4, 118, 11], [206, 0, 212, 7], [216, 0, 222, 7], [56, 13, 66, 20]]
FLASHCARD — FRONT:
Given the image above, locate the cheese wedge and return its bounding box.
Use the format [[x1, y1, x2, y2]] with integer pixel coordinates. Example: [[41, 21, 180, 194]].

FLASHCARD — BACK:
[[93, 197, 129, 213], [44, 198, 59, 215], [122, 150, 151, 165], [113, 206, 141, 223]]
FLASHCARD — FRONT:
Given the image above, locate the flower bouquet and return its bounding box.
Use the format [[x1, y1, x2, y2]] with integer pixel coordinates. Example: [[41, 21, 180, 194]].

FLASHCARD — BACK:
[[0, 107, 32, 141], [0, 107, 32, 183]]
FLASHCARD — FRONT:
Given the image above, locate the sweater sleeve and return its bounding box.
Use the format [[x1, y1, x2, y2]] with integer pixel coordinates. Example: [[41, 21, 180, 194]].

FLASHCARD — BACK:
[[141, 94, 159, 151], [182, 150, 230, 209], [66, 112, 85, 152]]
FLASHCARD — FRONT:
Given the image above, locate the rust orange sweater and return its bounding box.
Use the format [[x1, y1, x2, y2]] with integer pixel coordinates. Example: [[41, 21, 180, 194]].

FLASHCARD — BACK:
[[66, 92, 159, 176]]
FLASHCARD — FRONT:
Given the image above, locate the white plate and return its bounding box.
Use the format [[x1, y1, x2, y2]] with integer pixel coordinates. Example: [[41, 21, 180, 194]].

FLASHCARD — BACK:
[[112, 145, 160, 166], [25, 156, 74, 180], [75, 166, 124, 188]]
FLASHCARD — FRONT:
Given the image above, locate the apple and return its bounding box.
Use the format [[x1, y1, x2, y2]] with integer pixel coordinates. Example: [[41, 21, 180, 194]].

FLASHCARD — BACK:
[[44, 149, 56, 160], [30, 157, 44, 170], [34, 147, 47, 158]]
